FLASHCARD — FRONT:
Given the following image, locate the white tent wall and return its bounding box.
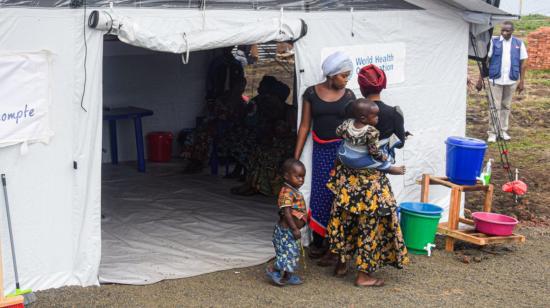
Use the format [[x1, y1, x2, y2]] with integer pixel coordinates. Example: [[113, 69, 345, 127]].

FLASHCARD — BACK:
[[0, 9, 102, 292], [292, 0, 469, 222], [101, 42, 212, 162]]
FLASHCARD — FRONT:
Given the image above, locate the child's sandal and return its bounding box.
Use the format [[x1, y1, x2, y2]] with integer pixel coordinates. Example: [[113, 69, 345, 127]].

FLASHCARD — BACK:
[[286, 274, 303, 285], [265, 268, 286, 286]]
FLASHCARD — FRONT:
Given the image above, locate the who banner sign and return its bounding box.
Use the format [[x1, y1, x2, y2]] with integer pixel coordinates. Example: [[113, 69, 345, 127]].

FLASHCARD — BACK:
[[0, 51, 53, 148], [321, 43, 406, 90]]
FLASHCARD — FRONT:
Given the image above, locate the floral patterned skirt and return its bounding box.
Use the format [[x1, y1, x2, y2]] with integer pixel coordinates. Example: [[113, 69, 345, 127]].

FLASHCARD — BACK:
[[245, 135, 294, 196], [326, 161, 408, 273], [272, 224, 300, 273], [217, 124, 257, 167]]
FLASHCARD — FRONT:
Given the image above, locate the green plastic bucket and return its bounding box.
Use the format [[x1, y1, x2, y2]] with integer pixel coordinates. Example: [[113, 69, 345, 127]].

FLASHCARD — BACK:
[[400, 210, 441, 255]]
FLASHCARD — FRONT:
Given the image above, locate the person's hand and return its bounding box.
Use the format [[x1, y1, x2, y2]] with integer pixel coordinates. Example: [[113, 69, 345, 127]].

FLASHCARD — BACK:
[[475, 77, 483, 91], [517, 80, 525, 94], [292, 229, 302, 240], [467, 78, 474, 91]]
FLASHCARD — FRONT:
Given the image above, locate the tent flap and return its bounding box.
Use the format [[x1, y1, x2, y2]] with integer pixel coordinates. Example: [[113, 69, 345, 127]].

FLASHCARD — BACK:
[[89, 10, 305, 54]]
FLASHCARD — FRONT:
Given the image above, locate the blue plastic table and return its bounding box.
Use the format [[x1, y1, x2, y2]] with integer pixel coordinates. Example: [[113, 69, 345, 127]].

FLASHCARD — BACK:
[[103, 106, 154, 172]]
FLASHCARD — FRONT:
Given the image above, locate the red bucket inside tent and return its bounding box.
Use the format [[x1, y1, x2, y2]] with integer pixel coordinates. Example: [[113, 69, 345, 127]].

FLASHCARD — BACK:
[[147, 132, 174, 162]]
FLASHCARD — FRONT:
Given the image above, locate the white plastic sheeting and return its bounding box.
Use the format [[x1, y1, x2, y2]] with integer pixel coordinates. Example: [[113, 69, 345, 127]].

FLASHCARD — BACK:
[[100, 163, 276, 284], [0, 51, 54, 149], [1, 0, 422, 10], [90, 10, 304, 55]]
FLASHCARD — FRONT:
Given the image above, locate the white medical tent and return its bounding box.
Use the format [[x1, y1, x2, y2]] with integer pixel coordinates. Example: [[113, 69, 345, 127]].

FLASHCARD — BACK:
[[0, 0, 515, 292]]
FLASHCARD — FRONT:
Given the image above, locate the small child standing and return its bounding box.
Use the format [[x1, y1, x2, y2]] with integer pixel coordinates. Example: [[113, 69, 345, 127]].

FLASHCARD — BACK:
[[337, 98, 406, 175], [266, 158, 307, 286]]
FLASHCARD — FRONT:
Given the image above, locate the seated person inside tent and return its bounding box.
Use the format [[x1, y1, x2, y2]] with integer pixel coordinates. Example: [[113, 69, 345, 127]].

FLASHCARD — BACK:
[[230, 88, 295, 196], [336, 99, 405, 175], [180, 77, 248, 173], [222, 76, 291, 181], [239, 120, 296, 196], [219, 76, 279, 179]]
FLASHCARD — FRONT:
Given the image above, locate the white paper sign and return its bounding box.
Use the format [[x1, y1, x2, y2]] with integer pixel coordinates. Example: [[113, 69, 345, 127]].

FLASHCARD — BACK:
[[321, 43, 406, 89], [0, 51, 53, 148]]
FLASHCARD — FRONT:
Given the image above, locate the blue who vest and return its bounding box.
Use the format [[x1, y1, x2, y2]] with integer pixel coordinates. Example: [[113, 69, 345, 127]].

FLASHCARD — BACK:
[[489, 36, 522, 81]]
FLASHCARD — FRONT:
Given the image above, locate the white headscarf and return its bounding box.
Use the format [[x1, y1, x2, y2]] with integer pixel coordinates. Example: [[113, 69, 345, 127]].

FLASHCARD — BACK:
[[321, 51, 353, 77]]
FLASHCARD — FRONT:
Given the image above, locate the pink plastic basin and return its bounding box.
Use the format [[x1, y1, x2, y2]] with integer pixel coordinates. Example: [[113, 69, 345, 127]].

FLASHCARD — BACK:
[[472, 212, 518, 236]]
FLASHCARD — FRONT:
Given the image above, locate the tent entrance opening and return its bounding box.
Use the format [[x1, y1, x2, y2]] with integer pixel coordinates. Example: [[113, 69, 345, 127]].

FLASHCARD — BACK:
[[99, 38, 296, 285]]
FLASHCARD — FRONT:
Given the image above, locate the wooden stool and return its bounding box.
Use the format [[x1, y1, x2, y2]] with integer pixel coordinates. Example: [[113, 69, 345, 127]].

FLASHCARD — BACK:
[[419, 174, 525, 252]]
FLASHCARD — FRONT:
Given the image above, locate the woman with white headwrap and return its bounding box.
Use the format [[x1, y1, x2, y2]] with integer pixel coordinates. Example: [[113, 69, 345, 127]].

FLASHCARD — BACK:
[[294, 51, 356, 263]]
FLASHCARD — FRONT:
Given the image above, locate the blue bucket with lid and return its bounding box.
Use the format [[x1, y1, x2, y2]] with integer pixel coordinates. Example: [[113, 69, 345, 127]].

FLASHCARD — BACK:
[[445, 136, 487, 185]]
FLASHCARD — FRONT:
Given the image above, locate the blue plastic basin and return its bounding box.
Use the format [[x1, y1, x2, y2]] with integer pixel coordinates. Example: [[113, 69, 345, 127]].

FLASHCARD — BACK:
[[445, 136, 487, 185], [399, 202, 444, 216]]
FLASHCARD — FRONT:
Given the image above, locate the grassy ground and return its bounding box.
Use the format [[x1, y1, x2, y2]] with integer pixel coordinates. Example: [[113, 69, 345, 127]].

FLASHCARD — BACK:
[[513, 14, 550, 35], [465, 15, 550, 226]]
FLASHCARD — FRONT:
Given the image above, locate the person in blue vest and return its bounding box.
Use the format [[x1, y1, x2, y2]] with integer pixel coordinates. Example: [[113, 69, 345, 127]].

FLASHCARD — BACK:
[[477, 21, 528, 143]]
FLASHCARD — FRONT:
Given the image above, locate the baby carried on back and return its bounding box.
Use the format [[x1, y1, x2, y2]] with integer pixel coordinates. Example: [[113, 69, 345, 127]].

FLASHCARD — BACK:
[[336, 99, 406, 175]]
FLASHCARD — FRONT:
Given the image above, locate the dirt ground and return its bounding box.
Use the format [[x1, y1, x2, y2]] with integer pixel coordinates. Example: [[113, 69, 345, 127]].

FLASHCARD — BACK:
[[32, 227, 550, 307], [464, 33, 550, 226]]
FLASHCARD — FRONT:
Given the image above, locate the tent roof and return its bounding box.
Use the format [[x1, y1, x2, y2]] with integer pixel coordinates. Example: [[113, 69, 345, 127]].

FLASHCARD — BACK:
[[0, 0, 515, 16], [0, 0, 516, 16], [441, 0, 515, 16], [0, 0, 417, 10]]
